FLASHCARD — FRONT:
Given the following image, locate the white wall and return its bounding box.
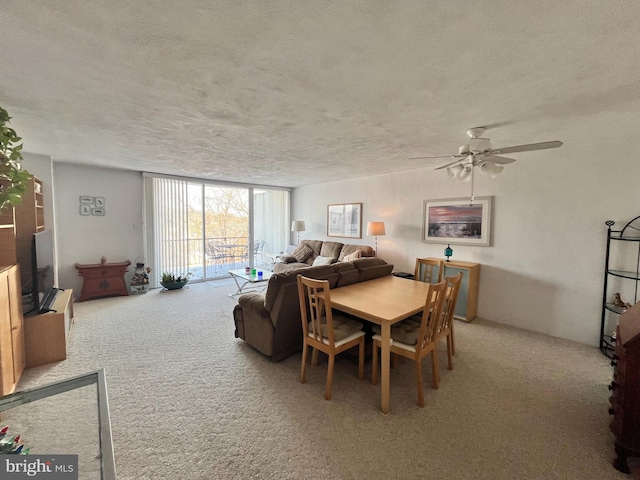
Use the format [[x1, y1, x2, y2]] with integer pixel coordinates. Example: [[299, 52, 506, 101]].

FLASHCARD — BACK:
[[52, 163, 144, 293], [291, 152, 640, 347]]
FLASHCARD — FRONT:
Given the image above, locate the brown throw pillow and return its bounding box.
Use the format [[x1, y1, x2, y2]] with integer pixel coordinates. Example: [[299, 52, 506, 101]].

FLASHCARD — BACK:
[[292, 243, 313, 263]]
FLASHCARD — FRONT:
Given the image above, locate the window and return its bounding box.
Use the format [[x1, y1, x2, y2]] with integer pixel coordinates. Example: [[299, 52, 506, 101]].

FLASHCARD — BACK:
[[144, 174, 289, 286]]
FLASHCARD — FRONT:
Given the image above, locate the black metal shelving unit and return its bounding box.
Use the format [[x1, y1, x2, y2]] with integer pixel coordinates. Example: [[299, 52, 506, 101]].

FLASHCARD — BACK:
[[601, 216, 640, 358]]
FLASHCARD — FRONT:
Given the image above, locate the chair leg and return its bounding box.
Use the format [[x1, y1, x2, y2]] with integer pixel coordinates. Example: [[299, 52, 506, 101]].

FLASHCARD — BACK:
[[300, 344, 308, 383], [391, 353, 399, 368], [415, 357, 425, 408], [325, 354, 335, 400], [431, 349, 440, 389], [371, 339, 379, 385], [450, 323, 456, 356], [358, 339, 365, 380], [311, 347, 319, 366], [446, 334, 454, 371]]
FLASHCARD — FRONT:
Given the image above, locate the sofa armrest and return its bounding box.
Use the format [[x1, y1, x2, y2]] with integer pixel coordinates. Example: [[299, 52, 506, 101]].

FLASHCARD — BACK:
[[238, 292, 270, 318], [280, 254, 297, 263]]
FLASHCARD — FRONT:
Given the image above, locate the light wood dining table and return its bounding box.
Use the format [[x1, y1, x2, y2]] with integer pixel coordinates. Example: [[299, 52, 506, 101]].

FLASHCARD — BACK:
[[328, 275, 432, 414]]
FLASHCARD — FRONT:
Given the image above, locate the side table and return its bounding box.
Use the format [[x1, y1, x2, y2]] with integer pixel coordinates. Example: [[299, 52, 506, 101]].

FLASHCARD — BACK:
[[75, 260, 131, 302]]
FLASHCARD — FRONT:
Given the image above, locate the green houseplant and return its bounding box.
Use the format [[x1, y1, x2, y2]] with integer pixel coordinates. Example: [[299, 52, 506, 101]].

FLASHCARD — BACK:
[[160, 272, 192, 290], [0, 106, 31, 211]]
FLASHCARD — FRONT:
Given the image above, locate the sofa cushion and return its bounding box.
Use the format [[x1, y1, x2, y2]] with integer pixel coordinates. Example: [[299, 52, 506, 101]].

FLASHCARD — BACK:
[[291, 243, 313, 263], [342, 250, 361, 262], [312, 255, 333, 266], [353, 257, 394, 281], [264, 265, 338, 312], [338, 244, 375, 261], [319, 241, 344, 262]]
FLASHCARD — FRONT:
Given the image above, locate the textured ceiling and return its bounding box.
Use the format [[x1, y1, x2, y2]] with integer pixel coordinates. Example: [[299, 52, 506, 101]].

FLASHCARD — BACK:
[[1, 1, 639, 187]]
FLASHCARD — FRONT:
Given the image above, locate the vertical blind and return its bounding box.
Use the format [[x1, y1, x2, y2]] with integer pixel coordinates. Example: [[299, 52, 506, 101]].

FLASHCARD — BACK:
[[144, 176, 190, 288]]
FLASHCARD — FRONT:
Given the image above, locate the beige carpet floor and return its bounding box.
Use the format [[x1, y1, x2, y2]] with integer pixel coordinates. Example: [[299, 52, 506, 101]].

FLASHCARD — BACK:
[[7, 279, 628, 479]]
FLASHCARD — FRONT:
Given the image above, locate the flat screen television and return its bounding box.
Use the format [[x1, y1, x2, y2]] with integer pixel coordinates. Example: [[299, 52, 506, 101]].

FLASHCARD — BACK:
[[30, 230, 58, 314]]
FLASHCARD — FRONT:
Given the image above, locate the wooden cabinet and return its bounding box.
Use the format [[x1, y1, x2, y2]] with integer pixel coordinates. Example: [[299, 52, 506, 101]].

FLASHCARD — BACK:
[[14, 176, 45, 292], [75, 261, 131, 302], [421, 257, 480, 322], [24, 289, 74, 367], [609, 303, 640, 474], [0, 206, 17, 266], [0, 264, 25, 396]]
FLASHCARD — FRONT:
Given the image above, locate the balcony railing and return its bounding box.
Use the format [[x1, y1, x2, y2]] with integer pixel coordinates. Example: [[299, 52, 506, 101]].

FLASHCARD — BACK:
[[160, 236, 267, 280]]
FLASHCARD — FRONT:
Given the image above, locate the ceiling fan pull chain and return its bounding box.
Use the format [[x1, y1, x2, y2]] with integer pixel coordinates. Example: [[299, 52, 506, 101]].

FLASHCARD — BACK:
[[470, 162, 475, 205]]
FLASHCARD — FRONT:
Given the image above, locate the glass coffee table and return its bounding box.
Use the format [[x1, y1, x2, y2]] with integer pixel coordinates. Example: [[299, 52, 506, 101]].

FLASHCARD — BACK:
[[228, 268, 273, 297]]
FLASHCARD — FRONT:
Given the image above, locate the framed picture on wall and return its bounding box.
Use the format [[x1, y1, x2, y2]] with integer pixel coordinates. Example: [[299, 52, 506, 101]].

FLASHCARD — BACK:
[[327, 203, 362, 238], [422, 196, 493, 246]]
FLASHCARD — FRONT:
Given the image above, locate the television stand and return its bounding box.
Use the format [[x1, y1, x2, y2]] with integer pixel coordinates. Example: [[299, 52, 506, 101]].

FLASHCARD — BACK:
[[24, 289, 74, 367]]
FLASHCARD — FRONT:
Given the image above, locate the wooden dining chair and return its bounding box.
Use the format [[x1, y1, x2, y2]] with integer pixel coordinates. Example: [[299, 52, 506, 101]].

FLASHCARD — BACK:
[[436, 272, 463, 372], [414, 257, 444, 284], [371, 280, 447, 408], [296, 275, 366, 400]]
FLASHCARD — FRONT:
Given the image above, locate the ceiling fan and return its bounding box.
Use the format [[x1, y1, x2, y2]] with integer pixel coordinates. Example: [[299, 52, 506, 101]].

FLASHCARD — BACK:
[[411, 127, 563, 203]]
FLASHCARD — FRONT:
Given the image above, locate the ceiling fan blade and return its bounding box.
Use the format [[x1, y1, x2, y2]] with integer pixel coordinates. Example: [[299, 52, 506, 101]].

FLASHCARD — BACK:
[[483, 155, 516, 165], [409, 154, 462, 160], [435, 158, 466, 170], [491, 141, 563, 155]]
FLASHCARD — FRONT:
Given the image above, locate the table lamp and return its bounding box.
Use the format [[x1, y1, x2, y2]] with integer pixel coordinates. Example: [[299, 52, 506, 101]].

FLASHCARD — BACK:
[[366, 221, 386, 257], [291, 220, 306, 245]]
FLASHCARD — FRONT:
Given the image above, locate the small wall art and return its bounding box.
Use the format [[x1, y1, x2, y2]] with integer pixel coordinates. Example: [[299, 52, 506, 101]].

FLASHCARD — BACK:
[[79, 195, 106, 216]]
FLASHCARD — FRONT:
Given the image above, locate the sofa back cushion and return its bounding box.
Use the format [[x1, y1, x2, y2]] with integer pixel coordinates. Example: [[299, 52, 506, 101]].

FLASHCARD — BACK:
[[264, 264, 338, 312], [320, 241, 345, 262], [353, 257, 394, 281], [338, 244, 375, 261], [333, 262, 360, 287]]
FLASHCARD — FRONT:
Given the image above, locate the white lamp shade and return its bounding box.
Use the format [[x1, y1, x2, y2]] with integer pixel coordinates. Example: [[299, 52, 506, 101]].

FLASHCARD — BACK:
[[291, 220, 306, 232], [447, 164, 464, 179], [366, 221, 386, 236], [479, 161, 504, 178], [459, 167, 471, 182]]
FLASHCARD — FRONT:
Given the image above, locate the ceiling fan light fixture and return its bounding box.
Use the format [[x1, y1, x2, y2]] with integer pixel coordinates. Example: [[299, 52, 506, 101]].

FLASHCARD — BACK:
[[459, 167, 472, 182], [490, 164, 504, 178], [479, 161, 504, 178], [447, 164, 464, 178], [459, 144, 470, 155]]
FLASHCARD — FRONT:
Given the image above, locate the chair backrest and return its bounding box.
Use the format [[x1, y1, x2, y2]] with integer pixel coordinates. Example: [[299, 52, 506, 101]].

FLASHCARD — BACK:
[[416, 280, 447, 351], [254, 239, 265, 254], [205, 241, 223, 258], [297, 275, 336, 346], [439, 272, 463, 334], [414, 258, 444, 283]]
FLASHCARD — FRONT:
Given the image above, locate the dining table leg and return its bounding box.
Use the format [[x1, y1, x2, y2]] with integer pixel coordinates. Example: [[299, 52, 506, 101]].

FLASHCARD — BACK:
[[380, 322, 391, 415]]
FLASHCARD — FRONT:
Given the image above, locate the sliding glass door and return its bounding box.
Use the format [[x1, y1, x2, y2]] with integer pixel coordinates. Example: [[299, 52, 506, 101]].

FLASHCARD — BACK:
[[144, 175, 289, 287]]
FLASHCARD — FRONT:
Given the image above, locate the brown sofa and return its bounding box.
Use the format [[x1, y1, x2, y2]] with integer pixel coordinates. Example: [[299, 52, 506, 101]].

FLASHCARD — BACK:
[[233, 257, 394, 361], [273, 239, 375, 273]]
